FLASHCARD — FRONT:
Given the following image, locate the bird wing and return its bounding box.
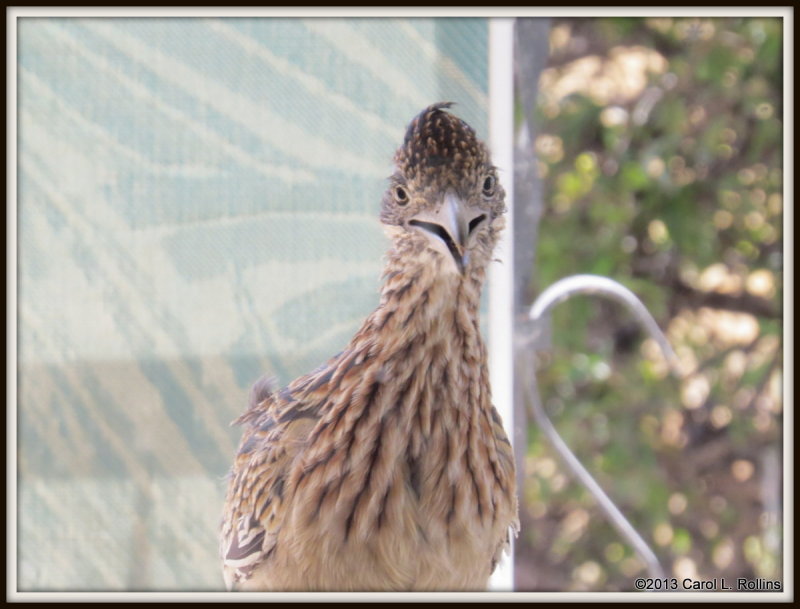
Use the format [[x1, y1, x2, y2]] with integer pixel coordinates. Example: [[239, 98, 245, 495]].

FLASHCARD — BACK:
[[220, 376, 323, 589]]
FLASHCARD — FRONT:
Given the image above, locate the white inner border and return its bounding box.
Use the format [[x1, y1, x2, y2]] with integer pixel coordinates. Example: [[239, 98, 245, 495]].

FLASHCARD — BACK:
[[7, 5, 793, 602]]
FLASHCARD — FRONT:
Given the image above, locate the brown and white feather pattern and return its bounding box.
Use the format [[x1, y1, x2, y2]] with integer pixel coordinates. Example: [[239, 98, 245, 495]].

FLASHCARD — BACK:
[[220, 103, 518, 591]]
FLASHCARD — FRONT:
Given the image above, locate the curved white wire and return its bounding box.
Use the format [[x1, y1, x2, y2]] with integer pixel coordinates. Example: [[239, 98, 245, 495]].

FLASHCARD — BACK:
[[527, 274, 684, 581]]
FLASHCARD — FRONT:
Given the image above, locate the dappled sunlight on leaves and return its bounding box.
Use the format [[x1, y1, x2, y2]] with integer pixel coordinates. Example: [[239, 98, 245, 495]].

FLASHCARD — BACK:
[[518, 16, 783, 591]]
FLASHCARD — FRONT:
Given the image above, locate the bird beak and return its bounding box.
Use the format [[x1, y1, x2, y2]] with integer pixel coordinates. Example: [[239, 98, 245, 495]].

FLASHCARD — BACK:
[[408, 190, 487, 274]]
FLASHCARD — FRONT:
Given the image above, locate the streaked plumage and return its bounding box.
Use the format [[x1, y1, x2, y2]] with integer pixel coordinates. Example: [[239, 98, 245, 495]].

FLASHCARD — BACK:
[[220, 103, 518, 591]]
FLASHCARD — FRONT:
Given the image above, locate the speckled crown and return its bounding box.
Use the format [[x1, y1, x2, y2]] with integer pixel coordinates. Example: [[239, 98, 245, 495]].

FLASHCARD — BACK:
[[394, 102, 488, 183]]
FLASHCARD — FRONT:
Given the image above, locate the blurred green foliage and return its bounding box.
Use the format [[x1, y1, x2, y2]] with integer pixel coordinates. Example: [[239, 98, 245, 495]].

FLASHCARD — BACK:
[[517, 17, 783, 592]]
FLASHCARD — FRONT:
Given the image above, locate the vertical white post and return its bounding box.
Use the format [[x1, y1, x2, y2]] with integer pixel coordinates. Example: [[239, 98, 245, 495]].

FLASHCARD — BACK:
[[487, 16, 515, 593]]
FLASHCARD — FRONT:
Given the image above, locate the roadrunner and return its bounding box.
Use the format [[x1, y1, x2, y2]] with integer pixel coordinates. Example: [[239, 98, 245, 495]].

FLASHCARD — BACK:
[[220, 103, 518, 591]]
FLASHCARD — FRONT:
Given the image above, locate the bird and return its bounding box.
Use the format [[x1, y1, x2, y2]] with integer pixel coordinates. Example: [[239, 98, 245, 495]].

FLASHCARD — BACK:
[[220, 102, 519, 591]]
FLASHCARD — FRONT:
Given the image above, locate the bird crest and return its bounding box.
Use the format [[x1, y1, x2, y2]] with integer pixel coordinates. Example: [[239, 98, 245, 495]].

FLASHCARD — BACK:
[[394, 102, 488, 184]]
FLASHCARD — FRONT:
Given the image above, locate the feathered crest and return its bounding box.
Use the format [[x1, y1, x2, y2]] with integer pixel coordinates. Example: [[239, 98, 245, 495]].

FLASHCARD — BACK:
[[394, 102, 488, 182]]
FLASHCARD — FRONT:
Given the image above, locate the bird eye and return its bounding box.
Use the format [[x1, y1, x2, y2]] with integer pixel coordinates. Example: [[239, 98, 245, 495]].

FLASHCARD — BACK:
[[394, 186, 409, 205], [482, 175, 496, 197]]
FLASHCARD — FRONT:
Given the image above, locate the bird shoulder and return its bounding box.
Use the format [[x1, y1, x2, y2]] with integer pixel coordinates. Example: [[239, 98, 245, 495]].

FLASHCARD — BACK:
[[221, 373, 326, 589]]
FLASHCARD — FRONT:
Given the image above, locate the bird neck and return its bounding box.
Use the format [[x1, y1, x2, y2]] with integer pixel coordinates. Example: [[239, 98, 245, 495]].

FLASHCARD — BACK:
[[372, 242, 486, 339], [289, 246, 506, 544]]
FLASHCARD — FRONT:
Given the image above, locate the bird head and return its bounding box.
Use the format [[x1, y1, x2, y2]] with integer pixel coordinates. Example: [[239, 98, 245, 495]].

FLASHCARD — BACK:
[[380, 103, 507, 277]]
